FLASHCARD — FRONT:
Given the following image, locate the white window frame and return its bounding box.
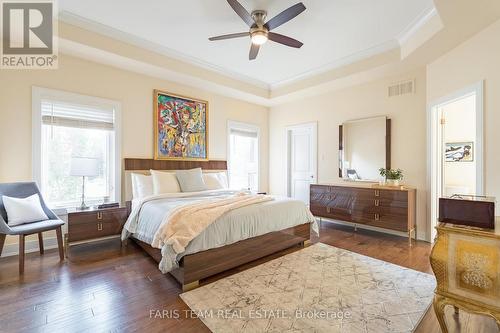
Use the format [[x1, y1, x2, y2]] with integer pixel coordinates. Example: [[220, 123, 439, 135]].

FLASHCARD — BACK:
[[32, 86, 122, 208], [227, 120, 260, 192]]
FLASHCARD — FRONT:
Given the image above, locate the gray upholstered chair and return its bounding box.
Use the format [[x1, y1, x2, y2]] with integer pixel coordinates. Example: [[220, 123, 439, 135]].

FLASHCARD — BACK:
[[0, 182, 65, 274]]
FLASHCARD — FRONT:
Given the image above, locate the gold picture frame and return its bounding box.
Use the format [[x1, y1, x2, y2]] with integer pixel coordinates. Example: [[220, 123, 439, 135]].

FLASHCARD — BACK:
[[153, 89, 209, 161]]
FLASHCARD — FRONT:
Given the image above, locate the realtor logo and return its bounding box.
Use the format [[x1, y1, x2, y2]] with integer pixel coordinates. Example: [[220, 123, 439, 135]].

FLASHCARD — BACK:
[[1, 0, 58, 69]]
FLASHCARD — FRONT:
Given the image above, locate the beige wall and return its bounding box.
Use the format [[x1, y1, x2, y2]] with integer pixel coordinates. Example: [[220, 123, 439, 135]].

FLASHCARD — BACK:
[[0, 54, 269, 250], [269, 69, 428, 240], [427, 18, 500, 203]]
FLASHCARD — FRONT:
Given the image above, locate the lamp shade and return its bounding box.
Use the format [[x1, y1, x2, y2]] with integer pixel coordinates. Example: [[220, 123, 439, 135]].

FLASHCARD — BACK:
[[70, 157, 99, 177]]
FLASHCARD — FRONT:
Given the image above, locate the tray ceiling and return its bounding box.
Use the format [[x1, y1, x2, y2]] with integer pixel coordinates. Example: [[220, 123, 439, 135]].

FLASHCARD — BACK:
[[59, 0, 435, 87]]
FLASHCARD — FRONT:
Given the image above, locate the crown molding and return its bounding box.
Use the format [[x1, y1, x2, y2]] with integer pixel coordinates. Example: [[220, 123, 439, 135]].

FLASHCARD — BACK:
[[59, 38, 272, 106], [269, 39, 400, 89], [58, 10, 426, 93], [58, 11, 271, 91], [397, 6, 438, 45]]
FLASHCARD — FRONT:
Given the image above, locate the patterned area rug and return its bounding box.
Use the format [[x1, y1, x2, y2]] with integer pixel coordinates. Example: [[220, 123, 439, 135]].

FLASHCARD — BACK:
[[180, 243, 436, 333]]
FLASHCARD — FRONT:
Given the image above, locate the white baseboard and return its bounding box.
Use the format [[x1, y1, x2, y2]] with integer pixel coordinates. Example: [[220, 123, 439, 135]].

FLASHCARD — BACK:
[[317, 217, 430, 243], [1, 237, 59, 258]]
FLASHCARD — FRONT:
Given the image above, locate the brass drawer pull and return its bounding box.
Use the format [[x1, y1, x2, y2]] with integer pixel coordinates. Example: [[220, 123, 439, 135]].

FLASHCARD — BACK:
[[326, 207, 331, 213], [375, 199, 379, 207], [374, 213, 380, 221], [97, 223, 103, 231], [97, 212, 103, 220], [374, 190, 380, 197]]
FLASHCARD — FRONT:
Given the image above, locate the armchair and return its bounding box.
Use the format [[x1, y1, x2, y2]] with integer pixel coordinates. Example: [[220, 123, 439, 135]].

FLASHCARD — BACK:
[[0, 182, 65, 274]]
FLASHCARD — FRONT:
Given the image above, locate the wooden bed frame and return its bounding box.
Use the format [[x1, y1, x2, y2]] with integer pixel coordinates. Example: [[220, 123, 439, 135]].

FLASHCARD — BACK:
[[124, 158, 312, 291]]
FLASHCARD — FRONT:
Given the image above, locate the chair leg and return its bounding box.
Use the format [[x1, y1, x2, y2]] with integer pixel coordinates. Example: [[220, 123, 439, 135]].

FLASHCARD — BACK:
[[0, 234, 6, 257], [19, 234, 25, 274], [56, 226, 64, 261], [38, 232, 44, 255]]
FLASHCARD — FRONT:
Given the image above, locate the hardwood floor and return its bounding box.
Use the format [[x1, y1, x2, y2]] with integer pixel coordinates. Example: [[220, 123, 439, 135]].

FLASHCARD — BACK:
[[0, 221, 497, 332]]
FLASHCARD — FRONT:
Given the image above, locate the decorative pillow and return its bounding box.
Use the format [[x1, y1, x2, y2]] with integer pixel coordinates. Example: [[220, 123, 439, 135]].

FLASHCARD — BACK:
[[3, 194, 49, 226], [150, 170, 181, 194], [176, 168, 207, 192], [131, 173, 154, 199], [203, 173, 225, 190]]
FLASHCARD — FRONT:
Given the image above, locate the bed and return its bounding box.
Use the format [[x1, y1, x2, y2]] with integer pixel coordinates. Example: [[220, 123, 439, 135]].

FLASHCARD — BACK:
[[122, 158, 317, 291]]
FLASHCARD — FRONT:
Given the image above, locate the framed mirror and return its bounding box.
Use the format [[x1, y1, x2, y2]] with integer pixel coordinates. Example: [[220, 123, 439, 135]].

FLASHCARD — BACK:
[[339, 116, 391, 181]]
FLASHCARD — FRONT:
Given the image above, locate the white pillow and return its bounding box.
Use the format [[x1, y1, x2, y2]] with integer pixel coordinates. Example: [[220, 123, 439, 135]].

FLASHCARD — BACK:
[[3, 194, 49, 226], [215, 171, 229, 189], [150, 170, 181, 194], [131, 173, 153, 199], [203, 173, 224, 190]]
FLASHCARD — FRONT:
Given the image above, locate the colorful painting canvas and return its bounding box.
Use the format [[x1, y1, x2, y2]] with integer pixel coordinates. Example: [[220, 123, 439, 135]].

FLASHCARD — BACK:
[[154, 90, 208, 160], [445, 142, 474, 162]]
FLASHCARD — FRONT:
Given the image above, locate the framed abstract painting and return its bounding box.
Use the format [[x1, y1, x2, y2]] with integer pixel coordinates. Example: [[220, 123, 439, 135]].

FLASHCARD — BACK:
[[154, 90, 208, 160]]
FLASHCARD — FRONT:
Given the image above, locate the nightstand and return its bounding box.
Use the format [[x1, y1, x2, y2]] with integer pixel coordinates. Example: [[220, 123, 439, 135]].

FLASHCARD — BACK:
[[65, 205, 128, 257]]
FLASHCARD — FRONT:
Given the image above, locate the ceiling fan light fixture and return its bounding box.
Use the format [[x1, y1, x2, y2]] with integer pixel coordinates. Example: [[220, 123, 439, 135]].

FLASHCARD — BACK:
[[251, 31, 268, 45]]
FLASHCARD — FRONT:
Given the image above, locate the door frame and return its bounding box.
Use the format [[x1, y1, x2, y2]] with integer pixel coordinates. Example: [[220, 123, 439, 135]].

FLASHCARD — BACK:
[[284, 122, 318, 198], [427, 81, 484, 241]]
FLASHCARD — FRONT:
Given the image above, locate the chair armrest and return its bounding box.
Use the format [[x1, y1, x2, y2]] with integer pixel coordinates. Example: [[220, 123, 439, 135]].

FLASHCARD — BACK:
[[0, 217, 12, 235]]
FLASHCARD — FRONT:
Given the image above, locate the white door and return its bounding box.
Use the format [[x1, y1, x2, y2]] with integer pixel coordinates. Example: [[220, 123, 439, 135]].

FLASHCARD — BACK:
[[286, 123, 317, 204]]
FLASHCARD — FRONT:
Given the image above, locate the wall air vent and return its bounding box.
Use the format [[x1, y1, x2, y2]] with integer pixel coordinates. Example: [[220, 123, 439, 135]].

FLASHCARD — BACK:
[[388, 79, 415, 97]]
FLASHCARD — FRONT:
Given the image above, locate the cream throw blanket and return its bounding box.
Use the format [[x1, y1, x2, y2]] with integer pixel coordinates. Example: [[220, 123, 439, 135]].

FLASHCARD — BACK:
[[151, 193, 273, 253]]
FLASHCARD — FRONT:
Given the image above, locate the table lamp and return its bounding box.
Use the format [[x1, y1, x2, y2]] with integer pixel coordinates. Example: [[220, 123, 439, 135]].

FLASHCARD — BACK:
[[70, 157, 99, 210]]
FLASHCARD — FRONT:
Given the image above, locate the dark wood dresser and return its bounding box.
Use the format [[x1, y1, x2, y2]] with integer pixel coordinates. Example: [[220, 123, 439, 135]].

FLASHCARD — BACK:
[[310, 184, 416, 243], [65, 205, 128, 256]]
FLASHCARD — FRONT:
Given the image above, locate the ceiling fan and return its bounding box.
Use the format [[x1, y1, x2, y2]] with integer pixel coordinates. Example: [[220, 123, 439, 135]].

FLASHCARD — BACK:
[[208, 0, 306, 60]]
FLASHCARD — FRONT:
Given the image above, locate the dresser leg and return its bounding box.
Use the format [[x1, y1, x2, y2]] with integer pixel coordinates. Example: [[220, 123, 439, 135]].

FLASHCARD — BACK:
[[433, 294, 449, 333]]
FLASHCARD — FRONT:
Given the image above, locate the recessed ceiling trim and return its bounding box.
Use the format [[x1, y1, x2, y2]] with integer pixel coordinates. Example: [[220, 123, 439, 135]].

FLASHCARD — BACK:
[[269, 39, 400, 89], [58, 11, 271, 91], [397, 6, 438, 45], [59, 38, 273, 107], [58, 9, 434, 93]]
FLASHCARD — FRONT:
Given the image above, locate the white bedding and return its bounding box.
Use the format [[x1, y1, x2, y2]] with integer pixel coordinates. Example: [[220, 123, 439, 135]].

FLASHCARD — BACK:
[[122, 190, 318, 273]]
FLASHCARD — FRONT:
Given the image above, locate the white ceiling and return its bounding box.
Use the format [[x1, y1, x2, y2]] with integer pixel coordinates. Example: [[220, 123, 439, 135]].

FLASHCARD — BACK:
[[59, 0, 434, 87]]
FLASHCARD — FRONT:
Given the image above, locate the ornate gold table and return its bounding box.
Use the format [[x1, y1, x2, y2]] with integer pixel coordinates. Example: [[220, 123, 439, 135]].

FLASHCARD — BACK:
[[430, 218, 500, 332]]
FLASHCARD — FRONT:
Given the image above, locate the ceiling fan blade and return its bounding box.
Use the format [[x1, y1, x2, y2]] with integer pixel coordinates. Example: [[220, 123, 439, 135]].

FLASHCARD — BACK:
[[209, 32, 249, 41], [265, 2, 306, 31], [249, 43, 260, 60], [268, 32, 303, 48], [227, 0, 254, 27]]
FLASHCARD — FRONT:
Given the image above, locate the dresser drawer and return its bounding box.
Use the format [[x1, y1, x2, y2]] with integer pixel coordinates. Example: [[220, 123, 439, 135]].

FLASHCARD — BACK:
[[376, 189, 408, 202]]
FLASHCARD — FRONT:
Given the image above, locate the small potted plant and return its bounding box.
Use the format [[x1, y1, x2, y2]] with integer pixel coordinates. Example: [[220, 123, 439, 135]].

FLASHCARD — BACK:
[[379, 168, 403, 186]]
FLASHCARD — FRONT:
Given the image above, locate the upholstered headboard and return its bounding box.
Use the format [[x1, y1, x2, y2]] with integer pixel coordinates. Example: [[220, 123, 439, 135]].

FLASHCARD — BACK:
[[123, 158, 228, 201]]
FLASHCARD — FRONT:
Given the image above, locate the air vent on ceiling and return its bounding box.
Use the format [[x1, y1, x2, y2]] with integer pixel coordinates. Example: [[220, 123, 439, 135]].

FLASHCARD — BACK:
[[388, 79, 415, 97]]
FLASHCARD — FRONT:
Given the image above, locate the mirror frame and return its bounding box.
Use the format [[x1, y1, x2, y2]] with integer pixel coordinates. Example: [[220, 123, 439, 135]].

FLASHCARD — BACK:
[[338, 118, 391, 179]]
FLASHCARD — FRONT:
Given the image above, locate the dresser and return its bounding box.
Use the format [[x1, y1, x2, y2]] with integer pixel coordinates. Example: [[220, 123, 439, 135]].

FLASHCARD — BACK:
[[430, 219, 500, 332], [310, 184, 416, 243], [65, 205, 128, 256]]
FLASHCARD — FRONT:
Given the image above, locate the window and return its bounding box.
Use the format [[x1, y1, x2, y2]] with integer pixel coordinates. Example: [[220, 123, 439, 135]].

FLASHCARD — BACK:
[[33, 87, 121, 208], [227, 121, 259, 191]]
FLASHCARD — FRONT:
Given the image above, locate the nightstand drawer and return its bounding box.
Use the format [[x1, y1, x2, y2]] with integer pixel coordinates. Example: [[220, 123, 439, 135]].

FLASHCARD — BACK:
[[68, 219, 123, 242], [67, 207, 128, 243]]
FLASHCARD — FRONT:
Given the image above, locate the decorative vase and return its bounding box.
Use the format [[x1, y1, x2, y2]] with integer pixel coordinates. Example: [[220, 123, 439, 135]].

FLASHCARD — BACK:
[[386, 179, 400, 186]]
